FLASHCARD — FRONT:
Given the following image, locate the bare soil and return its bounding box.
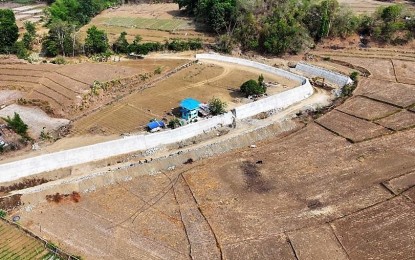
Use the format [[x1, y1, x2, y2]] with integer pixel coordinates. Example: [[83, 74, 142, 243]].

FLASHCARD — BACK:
[[375, 110, 415, 130], [317, 110, 392, 142], [355, 78, 415, 108], [337, 96, 400, 120]]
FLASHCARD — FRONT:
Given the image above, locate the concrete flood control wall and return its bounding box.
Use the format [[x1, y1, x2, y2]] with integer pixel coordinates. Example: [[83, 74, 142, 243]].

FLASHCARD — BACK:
[[295, 62, 353, 87], [0, 54, 314, 183], [17, 120, 300, 205]]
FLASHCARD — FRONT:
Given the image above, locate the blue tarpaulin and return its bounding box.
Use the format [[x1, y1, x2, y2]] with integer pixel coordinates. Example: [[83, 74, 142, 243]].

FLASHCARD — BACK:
[[147, 121, 165, 130]]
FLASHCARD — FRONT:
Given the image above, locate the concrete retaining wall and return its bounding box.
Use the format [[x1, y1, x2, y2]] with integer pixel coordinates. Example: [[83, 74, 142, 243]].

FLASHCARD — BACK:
[[196, 54, 306, 83], [295, 62, 353, 87], [0, 54, 313, 183], [234, 83, 313, 119]]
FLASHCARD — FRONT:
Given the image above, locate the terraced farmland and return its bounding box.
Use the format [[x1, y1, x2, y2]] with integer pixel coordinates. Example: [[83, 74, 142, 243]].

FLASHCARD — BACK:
[[0, 59, 186, 119], [0, 219, 55, 260]]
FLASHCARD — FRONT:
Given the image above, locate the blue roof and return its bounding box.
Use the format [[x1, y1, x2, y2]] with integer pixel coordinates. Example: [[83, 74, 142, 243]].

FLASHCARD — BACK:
[[147, 121, 165, 129], [180, 98, 200, 110]]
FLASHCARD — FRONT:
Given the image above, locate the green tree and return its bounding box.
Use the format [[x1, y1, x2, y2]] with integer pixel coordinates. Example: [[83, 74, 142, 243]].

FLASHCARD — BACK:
[[22, 21, 36, 50], [2, 112, 29, 138], [112, 31, 129, 54], [209, 97, 227, 115], [49, 0, 80, 24], [240, 79, 266, 97], [84, 26, 109, 55], [381, 5, 403, 23], [0, 9, 19, 53], [42, 20, 79, 57]]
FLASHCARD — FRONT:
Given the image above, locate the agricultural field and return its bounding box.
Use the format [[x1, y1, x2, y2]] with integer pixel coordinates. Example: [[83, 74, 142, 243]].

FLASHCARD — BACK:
[[0, 219, 54, 259], [0, 58, 187, 118], [337, 0, 393, 14], [71, 60, 298, 135], [0, 47, 413, 259], [79, 4, 214, 43]]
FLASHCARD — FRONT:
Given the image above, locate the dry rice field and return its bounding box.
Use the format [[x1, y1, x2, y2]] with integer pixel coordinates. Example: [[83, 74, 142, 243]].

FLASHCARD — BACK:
[[0, 219, 53, 260]]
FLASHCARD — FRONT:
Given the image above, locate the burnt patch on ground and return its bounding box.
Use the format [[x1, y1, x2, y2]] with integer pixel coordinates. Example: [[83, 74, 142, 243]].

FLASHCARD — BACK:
[[307, 199, 323, 210], [241, 161, 273, 193], [46, 192, 81, 204]]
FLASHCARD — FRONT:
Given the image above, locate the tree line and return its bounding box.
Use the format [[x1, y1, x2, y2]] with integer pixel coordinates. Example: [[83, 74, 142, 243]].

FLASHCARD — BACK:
[[175, 0, 415, 54]]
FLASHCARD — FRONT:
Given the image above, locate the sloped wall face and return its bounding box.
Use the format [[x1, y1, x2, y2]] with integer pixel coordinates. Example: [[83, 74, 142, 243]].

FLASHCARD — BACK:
[[0, 55, 314, 183], [295, 62, 353, 87]]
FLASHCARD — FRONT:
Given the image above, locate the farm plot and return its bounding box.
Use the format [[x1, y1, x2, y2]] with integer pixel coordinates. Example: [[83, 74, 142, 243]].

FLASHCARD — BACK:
[[331, 197, 415, 260], [392, 60, 415, 85], [316, 110, 392, 142], [0, 59, 187, 119], [337, 96, 400, 121], [104, 17, 189, 31], [355, 78, 415, 108], [80, 3, 213, 43], [375, 110, 415, 131], [0, 219, 51, 260], [337, 0, 393, 14], [71, 61, 296, 135], [311, 48, 415, 62], [18, 174, 190, 260], [332, 57, 396, 81]]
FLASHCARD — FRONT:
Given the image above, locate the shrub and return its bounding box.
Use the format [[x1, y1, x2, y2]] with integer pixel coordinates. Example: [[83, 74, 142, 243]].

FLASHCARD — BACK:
[[2, 112, 29, 138], [154, 66, 162, 74], [0, 210, 6, 218], [209, 97, 227, 115], [168, 117, 181, 129], [13, 41, 29, 60], [52, 56, 66, 64], [350, 71, 359, 82]]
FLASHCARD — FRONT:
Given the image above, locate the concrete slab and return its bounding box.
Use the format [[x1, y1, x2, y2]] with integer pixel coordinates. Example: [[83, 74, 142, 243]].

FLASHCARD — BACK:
[[332, 197, 415, 260], [222, 235, 295, 260], [376, 110, 415, 131], [288, 225, 348, 260]]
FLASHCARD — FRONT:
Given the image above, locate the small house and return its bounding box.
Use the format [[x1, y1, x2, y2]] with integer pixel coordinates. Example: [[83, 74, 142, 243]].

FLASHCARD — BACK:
[[180, 98, 201, 121]]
